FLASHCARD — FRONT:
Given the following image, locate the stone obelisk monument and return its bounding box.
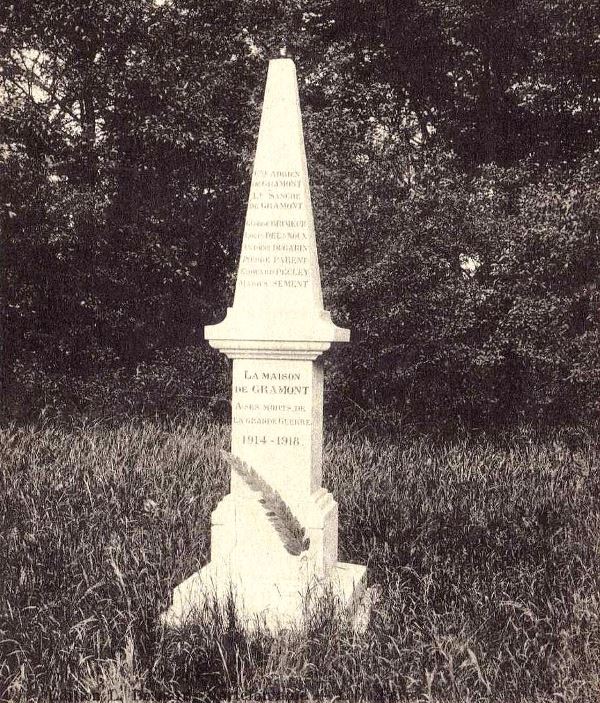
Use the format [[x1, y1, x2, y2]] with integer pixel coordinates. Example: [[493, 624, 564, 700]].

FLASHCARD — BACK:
[[165, 57, 366, 629]]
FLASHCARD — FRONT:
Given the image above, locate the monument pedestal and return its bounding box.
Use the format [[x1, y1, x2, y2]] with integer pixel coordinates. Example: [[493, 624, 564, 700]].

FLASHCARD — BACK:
[[165, 497, 367, 630], [164, 57, 367, 632], [163, 339, 367, 631]]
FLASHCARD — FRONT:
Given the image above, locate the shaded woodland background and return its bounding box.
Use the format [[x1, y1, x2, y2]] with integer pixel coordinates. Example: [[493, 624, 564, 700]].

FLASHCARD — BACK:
[[1, 0, 599, 426]]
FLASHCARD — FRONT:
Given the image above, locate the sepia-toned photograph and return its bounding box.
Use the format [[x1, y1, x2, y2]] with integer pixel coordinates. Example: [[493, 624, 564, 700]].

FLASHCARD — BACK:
[[1, 2, 599, 701]]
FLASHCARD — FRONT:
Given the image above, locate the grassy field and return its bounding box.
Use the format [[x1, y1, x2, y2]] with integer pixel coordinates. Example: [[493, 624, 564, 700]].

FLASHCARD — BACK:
[[1, 414, 599, 702]]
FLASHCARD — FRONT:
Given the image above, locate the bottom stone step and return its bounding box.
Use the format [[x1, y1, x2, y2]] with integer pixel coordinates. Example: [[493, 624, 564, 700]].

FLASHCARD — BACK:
[[162, 560, 369, 633]]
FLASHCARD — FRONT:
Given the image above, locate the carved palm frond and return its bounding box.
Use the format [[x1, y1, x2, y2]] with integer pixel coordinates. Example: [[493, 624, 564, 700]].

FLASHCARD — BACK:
[[222, 451, 310, 556]]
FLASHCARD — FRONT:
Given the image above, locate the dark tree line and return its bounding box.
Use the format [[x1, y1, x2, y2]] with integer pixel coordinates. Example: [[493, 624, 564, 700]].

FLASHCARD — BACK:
[[1, 1, 598, 423]]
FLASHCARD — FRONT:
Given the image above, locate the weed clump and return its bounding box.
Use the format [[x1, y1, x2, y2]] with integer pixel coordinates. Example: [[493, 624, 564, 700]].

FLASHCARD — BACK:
[[1, 417, 599, 702]]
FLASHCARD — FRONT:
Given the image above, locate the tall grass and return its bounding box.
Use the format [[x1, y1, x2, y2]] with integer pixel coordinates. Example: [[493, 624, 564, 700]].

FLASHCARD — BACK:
[[1, 415, 599, 702]]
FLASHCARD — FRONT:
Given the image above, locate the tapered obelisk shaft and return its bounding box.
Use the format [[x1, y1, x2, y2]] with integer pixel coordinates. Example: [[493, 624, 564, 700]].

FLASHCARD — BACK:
[[165, 58, 366, 630]]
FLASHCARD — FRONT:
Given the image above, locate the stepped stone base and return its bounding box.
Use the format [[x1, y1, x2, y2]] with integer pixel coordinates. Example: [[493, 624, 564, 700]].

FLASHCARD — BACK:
[[162, 488, 369, 633], [162, 560, 367, 633]]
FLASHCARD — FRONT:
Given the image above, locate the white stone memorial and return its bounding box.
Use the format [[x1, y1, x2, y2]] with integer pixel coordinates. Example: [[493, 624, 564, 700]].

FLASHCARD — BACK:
[[164, 57, 367, 630]]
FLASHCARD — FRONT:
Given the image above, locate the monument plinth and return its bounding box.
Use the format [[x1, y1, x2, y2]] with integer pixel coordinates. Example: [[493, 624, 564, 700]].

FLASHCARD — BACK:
[[165, 58, 366, 630]]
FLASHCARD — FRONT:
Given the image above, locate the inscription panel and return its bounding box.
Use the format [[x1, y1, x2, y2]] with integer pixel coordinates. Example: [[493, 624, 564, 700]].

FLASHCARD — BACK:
[[230, 358, 319, 501]]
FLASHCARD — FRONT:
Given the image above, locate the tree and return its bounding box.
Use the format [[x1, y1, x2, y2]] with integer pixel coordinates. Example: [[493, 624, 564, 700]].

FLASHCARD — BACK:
[[1, 1, 598, 423], [1, 1, 261, 373], [314, 0, 600, 162]]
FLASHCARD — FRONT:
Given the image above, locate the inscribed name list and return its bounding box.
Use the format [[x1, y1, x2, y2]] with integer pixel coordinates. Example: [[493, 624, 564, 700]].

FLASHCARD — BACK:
[[235, 168, 312, 296]]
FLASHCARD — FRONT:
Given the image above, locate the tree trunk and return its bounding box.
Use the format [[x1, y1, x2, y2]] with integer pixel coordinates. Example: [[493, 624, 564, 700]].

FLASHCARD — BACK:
[[0, 206, 12, 420]]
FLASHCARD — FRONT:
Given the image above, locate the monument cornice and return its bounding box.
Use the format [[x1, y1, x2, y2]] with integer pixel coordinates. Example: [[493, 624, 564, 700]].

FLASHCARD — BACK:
[[205, 309, 350, 351], [207, 339, 332, 360]]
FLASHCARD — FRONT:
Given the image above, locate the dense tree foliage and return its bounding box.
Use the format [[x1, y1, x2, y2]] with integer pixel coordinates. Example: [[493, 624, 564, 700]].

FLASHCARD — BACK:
[[1, 1, 598, 423]]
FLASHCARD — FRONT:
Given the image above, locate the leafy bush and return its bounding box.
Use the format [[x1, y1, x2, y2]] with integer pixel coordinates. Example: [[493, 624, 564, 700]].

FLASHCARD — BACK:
[[5, 346, 229, 422], [317, 149, 600, 424]]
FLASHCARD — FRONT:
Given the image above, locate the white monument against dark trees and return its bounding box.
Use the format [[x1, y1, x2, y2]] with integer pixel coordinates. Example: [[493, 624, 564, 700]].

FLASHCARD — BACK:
[[165, 57, 367, 629]]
